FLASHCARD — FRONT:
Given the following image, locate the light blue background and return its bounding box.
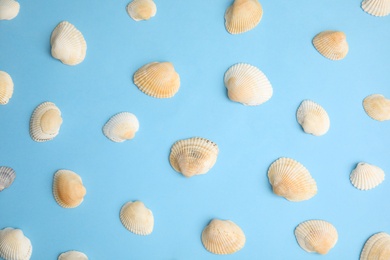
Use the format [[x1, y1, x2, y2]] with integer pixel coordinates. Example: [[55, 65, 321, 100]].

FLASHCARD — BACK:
[[1, 0, 390, 259]]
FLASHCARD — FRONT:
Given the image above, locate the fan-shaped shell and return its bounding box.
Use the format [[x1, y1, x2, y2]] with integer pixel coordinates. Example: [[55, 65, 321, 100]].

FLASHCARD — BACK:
[[296, 100, 330, 136], [0, 166, 15, 192], [0, 71, 13, 105], [362, 0, 390, 17], [58, 250, 88, 260], [0, 227, 32, 260], [350, 162, 385, 190], [360, 232, 390, 259], [127, 0, 156, 21], [120, 201, 154, 235], [0, 0, 20, 20], [53, 170, 86, 208], [225, 0, 263, 34], [363, 94, 390, 121], [29, 102, 63, 142], [268, 157, 317, 202], [201, 219, 246, 255], [103, 112, 139, 142], [169, 137, 219, 178], [51, 21, 87, 66], [224, 63, 273, 106], [312, 31, 349, 60], [295, 220, 338, 255]]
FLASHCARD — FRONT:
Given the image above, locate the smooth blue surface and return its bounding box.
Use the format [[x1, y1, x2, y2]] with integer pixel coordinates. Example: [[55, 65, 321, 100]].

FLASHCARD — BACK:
[[1, 0, 390, 259]]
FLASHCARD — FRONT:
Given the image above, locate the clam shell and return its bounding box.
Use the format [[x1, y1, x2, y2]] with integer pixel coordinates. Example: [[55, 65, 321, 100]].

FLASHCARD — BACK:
[[103, 112, 139, 142], [0, 0, 20, 20], [268, 157, 317, 202], [201, 219, 246, 255], [312, 31, 349, 60], [0, 166, 15, 192], [295, 220, 338, 255], [29, 102, 63, 142], [0, 71, 13, 105], [362, 0, 390, 16], [127, 0, 156, 21], [363, 94, 390, 121], [51, 21, 87, 66], [360, 232, 390, 260], [296, 100, 330, 136], [53, 170, 86, 208], [224, 0, 263, 34], [169, 137, 219, 178], [224, 63, 273, 106], [350, 162, 385, 190], [120, 201, 154, 235], [58, 250, 88, 260], [0, 227, 32, 260]]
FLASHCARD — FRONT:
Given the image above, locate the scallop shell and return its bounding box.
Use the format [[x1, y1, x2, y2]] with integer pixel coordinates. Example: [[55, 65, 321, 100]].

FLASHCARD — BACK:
[[296, 100, 330, 136], [224, 63, 273, 106], [58, 250, 88, 260], [201, 219, 246, 255], [103, 112, 139, 142], [363, 94, 390, 121], [29, 102, 63, 142], [51, 21, 87, 66], [0, 227, 32, 260], [295, 220, 338, 255], [362, 0, 390, 17], [350, 162, 385, 191], [0, 71, 14, 105], [0, 166, 15, 192], [225, 0, 263, 34], [360, 232, 390, 259], [0, 0, 20, 20], [127, 0, 156, 21], [53, 170, 86, 208], [169, 137, 219, 178], [312, 31, 349, 60], [268, 157, 317, 202], [120, 201, 154, 235]]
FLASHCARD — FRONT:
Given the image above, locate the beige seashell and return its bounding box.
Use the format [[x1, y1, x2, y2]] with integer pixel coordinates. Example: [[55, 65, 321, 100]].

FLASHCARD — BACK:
[[225, 0, 263, 34], [51, 21, 87, 66], [120, 201, 154, 235], [350, 162, 385, 191], [53, 170, 86, 208], [296, 100, 330, 136], [29, 102, 63, 142], [363, 94, 390, 121], [103, 112, 139, 142], [0, 71, 14, 105], [58, 250, 88, 260], [312, 31, 349, 60], [295, 220, 338, 255], [0, 166, 15, 192], [224, 63, 272, 106], [362, 0, 390, 17], [133, 62, 180, 98], [0, 227, 32, 260], [0, 0, 20, 20], [360, 232, 390, 259], [268, 157, 317, 202], [127, 0, 156, 21], [169, 137, 219, 178]]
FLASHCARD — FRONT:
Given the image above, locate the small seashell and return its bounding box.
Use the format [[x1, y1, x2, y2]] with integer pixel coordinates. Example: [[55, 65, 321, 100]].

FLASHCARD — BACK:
[[103, 112, 139, 142], [29, 102, 63, 142], [0, 166, 15, 192], [0, 0, 20, 20], [120, 201, 154, 235], [51, 21, 87, 66], [53, 170, 86, 208], [224, 0, 263, 34], [224, 63, 272, 106], [295, 220, 338, 255], [296, 100, 330, 136], [363, 94, 390, 121], [0, 227, 32, 260], [201, 219, 246, 255], [169, 137, 219, 178], [362, 0, 390, 17], [0, 71, 13, 105], [268, 157, 317, 202], [58, 250, 88, 260], [350, 162, 385, 191], [127, 0, 156, 21], [360, 232, 390, 259], [312, 31, 349, 60]]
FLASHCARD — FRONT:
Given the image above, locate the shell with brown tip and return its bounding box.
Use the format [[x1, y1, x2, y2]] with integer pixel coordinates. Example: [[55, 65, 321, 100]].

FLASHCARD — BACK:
[[296, 100, 330, 136], [120, 201, 154, 235], [53, 170, 86, 208], [0, 0, 20, 20], [363, 94, 390, 121], [0, 71, 13, 105], [225, 0, 263, 34], [0, 227, 32, 260], [360, 232, 390, 259], [127, 0, 156, 21], [312, 31, 349, 60], [362, 0, 390, 17], [350, 162, 385, 191], [103, 112, 139, 142], [29, 102, 63, 142], [58, 250, 88, 260], [0, 166, 15, 192]]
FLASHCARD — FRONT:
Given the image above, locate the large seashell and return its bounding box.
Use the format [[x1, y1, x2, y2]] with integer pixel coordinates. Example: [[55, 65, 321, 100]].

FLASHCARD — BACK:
[[312, 31, 349, 60], [0, 227, 32, 260], [0, 166, 15, 192], [29, 102, 63, 142], [224, 0, 263, 34], [363, 94, 390, 121], [268, 157, 317, 202], [0, 71, 13, 105], [201, 219, 246, 255], [127, 0, 156, 21], [296, 100, 330, 136], [0, 0, 20, 20], [360, 232, 390, 259], [120, 201, 154, 235], [350, 162, 385, 191], [224, 63, 272, 106], [103, 112, 139, 142], [169, 137, 219, 178], [58, 250, 88, 260], [51, 21, 87, 66], [53, 170, 86, 208], [295, 220, 338, 255], [362, 0, 390, 17]]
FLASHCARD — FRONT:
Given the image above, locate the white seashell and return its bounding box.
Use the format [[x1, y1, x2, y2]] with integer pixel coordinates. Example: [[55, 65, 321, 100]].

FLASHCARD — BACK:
[[0, 0, 20, 20], [360, 232, 390, 259], [127, 0, 156, 21], [225, 0, 263, 34], [312, 31, 349, 60], [362, 0, 390, 16], [296, 100, 330, 136], [29, 102, 63, 142], [120, 201, 154, 235], [0, 166, 15, 192], [103, 112, 139, 143], [350, 162, 385, 190], [58, 250, 88, 260], [53, 170, 86, 208], [363, 94, 390, 121], [0, 227, 32, 260], [0, 71, 14, 105]]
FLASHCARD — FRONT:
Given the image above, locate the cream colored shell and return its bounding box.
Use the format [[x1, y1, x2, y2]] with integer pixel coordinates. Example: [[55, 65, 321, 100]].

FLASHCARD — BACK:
[[29, 102, 63, 142], [0, 166, 15, 192], [360, 232, 390, 259], [0, 0, 20, 20], [0, 71, 13, 105], [58, 250, 88, 260], [0, 227, 32, 260], [120, 201, 154, 235], [350, 162, 385, 190], [225, 0, 263, 34], [296, 100, 330, 136], [103, 112, 139, 142], [363, 94, 390, 121], [362, 0, 390, 17], [312, 31, 349, 60], [53, 170, 86, 208], [127, 0, 156, 21]]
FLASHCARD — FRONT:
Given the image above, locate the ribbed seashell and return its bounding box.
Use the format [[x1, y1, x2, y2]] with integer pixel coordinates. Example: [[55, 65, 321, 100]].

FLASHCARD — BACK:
[[127, 0, 156, 21], [120, 201, 154, 235], [0, 71, 13, 105], [312, 31, 349, 60], [268, 157, 317, 202], [224, 0, 263, 34], [133, 62, 180, 98], [0, 227, 32, 260], [201, 219, 246, 255], [360, 232, 390, 259], [363, 94, 390, 121], [362, 0, 390, 17], [295, 220, 338, 255], [350, 162, 385, 191], [29, 102, 63, 142], [51, 21, 87, 66], [58, 250, 88, 260], [0, 0, 20, 20], [169, 137, 219, 178], [224, 63, 272, 106], [53, 170, 86, 208], [0, 166, 15, 192], [296, 100, 330, 136], [103, 112, 139, 142]]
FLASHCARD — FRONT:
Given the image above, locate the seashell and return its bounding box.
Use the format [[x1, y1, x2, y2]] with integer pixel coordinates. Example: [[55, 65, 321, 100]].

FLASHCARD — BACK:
[[0, 71, 13, 105], [58, 250, 88, 260], [51, 21, 87, 66], [312, 31, 349, 60], [53, 170, 86, 208], [133, 62, 180, 98], [0, 0, 20, 20], [296, 100, 330, 136], [363, 94, 390, 121], [350, 162, 385, 191], [362, 0, 390, 17], [0, 227, 32, 260], [268, 157, 317, 202], [127, 0, 156, 21], [29, 102, 63, 142], [103, 112, 139, 142], [224, 0, 263, 34], [120, 201, 154, 235], [360, 232, 390, 259], [295, 220, 338, 255], [169, 137, 219, 178], [224, 63, 273, 106], [201, 219, 246, 255], [0, 166, 15, 192]]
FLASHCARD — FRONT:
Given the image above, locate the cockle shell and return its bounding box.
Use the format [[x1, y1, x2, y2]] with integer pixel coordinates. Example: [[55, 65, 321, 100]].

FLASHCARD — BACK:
[[51, 21, 87, 66], [296, 100, 330, 136], [127, 0, 156, 21], [362, 0, 390, 17], [0, 0, 20, 20], [53, 170, 86, 208], [0, 166, 15, 192], [103, 112, 139, 142], [120, 201, 154, 235], [360, 232, 390, 259], [350, 162, 385, 191], [0, 227, 32, 260], [0, 71, 13, 105], [312, 31, 349, 60], [224, 63, 272, 106], [169, 137, 219, 178], [363, 94, 390, 121], [268, 157, 317, 202], [225, 0, 263, 34], [58, 250, 88, 260], [201, 219, 246, 255], [29, 102, 63, 142]]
